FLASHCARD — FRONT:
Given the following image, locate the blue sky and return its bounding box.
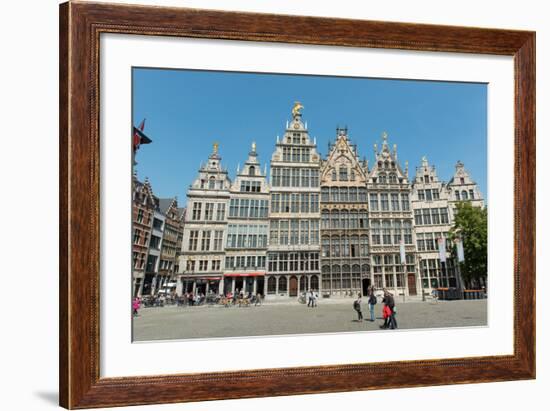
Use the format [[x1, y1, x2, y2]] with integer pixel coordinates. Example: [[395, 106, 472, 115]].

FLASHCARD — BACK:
[[133, 68, 487, 207]]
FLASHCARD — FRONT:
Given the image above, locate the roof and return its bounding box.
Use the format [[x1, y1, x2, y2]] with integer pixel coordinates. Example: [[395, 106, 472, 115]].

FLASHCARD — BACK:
[[158, 198, 176, 214]]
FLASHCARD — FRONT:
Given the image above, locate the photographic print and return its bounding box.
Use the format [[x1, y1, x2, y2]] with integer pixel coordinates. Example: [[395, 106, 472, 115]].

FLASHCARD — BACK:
[[131, 68, 488, 342]]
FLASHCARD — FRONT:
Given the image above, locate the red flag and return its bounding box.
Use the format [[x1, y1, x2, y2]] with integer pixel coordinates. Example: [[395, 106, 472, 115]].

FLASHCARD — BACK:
[[133, 119, 151, 152]]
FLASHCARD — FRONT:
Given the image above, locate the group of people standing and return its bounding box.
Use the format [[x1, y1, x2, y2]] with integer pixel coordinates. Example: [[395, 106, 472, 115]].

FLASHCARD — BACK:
[[353, 288, 398, 329]]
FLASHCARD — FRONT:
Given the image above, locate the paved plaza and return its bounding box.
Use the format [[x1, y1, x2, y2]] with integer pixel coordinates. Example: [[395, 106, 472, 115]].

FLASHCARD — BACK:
[[133, 299, 487, 341]]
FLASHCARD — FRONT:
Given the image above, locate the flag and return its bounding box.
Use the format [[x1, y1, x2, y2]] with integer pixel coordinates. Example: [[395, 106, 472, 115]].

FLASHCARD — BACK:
[[133, 118, 152, 152], [438, 237, 446, 262], [399, 240, 406, 265], [456, 238, 465, 262]]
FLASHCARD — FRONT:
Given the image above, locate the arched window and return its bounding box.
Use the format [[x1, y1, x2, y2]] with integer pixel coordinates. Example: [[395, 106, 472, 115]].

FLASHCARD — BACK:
[[342, 265, 351, 289], [208, 176, 216, 189], [331, 265, 341, 290], [310, 275, 319, 291], [461, 190, 468, 200], [332, 236, 341, 257], [321, 187, 329, 202], [267, 276, 277, 294], [322, 236, 330, 257], [341, 209, 349, 229], [331, 169, 337, 181], [248, 166, 255, 176], [321, 210, 330, 229], [278, 276, 288, 293], [379, 173, 387, 184], [331, 209, 340, 229], [389, 173, 397, 184]]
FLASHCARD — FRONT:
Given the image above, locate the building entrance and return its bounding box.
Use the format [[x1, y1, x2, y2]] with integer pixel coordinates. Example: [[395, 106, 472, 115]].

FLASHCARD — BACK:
[[362, 278, 371, 296], [289, 276, 298, 297]]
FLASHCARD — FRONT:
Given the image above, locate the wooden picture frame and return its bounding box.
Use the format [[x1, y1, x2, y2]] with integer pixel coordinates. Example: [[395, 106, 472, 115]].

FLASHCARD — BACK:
[[59, 1, 535, 408]]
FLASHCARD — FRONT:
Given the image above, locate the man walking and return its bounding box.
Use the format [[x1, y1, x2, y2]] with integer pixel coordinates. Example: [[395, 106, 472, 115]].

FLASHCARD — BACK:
[[367, 289, 377, 322]]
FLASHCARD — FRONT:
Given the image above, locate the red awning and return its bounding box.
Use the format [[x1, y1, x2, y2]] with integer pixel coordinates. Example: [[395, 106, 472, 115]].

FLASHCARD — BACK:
[[224, 272, 265, 277], [181, 277, 221, 281]]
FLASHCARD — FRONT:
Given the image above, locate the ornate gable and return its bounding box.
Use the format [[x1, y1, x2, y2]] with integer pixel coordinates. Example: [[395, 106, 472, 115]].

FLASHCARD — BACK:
[[368, 132, 409, 185], [321, 128, 368, 185]]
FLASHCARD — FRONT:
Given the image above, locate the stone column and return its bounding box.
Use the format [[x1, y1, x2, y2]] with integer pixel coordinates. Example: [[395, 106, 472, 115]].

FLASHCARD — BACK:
[[219, 278, 225, 296], [205, 282, 210, 294], [231, 277, 235, 293], [192, 281, 196, 294], [175, 277, 183, 295], [253, 277, 257, 294]]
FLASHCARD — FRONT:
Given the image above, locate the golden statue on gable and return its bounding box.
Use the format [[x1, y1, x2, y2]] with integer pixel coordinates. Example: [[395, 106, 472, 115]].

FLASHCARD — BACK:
[[292, 101, 304, 117]]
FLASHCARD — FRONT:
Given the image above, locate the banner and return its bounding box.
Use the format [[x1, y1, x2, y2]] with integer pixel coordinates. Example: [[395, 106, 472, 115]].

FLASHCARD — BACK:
[[438, 237, 446, 262], [456, 238, 465, 262], [399, 240, 406, 265]]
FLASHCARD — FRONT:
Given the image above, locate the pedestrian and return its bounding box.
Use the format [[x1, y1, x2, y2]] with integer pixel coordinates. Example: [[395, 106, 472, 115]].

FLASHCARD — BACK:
[[132, 296, 141, 317], [255, 292, 262, 306], [312, 290, 318, 307], [353, 293, 363, 322], [307, 289, 313, 307], [380, 290, 397, 329], [367, 290, 377, 322]]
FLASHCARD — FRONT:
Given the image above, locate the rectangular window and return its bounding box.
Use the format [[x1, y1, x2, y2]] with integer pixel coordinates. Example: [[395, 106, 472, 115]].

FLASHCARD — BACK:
[[422, 209, 431, 225], [311, 193, 319, 213], [414, 209, 422, 225], [216, 203, 225, 221], [391, 193, 400, 211], [431, 208, 441, 225], [440, 208, 449, 224], [311, 169, 319, 187], [433, 189, 440, 200], [301, 169, 310, 187], [418, 190, 425, 201], [282, 168, 290, 187], [213, 230, 223, 251], [212, 260, 220, 271], [192, 202, 202, 220], [401, 193, 410, 211], [425, 189, 432, 201], [204, 203, 214, 220], [199, 260, 208, 271], [380, 193, 389, 211], [291, 168, 300, 187], [369, 193, 379, 211], [281, 193, 290, 213], [201, 230, 211, 251], [280, 221, 289, 245], [188, 230, 198, 251]]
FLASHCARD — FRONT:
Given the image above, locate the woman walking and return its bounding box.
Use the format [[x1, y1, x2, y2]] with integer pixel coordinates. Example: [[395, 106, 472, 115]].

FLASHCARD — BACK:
[[353, 293, 363, 322], [132, 296, 141, 317]]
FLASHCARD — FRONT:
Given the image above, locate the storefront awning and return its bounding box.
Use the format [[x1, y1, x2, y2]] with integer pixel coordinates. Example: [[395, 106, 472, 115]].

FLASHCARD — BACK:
[[224, 272, 265, 277]]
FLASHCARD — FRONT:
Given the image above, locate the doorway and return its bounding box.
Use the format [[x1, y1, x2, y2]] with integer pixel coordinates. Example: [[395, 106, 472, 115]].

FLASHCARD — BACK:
[[362, 278, 371, 296], [407, 274, 417, 296], [289, 276, 298, 297]]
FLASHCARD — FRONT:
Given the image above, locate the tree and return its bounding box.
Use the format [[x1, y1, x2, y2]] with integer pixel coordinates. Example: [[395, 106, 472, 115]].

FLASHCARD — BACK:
[[449, 202, 488, 289]]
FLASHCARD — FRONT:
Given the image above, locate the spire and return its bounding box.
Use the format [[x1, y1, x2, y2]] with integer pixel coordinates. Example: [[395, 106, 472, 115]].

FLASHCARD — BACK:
[[237, 163, 240, 173], [422, 156, 429, 168]]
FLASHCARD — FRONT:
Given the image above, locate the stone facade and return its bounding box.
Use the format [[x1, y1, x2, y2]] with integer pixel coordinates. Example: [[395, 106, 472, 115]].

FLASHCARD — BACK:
[[367, 133, 416, 298], [412, 158, 484, 293], [320, 128, 370, 297], [224, 143, 270, 296], [266, 104, 321, 299], [132, 176, 156, 297], [174, 104, 485, 300], [177, 144, 231, 296]]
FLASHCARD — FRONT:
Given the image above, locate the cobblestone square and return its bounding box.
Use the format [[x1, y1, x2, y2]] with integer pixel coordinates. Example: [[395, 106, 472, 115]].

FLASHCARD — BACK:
[[133, 299, 487, 341]]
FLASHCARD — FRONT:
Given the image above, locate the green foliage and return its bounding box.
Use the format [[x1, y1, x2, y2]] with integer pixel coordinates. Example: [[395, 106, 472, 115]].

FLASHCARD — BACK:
[[450, 202, 488, 287]]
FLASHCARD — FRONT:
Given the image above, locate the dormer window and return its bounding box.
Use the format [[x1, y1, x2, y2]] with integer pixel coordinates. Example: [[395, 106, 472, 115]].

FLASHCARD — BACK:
[[249, 166, 255, 176], [208, 176, 216, 189]]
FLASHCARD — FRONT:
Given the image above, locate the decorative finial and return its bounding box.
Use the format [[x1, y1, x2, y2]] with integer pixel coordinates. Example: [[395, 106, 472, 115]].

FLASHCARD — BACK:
[[393, 143, 397, 153], [374, 143, 378, 153], [251, 141, 256, 152], [382, 131, 388, 141], [276, 135, 280, 143], [405, 160, 409, 177], [237, 163, 240, 173], [213, 142, 219, 153], [292, 101, 304, 117]]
